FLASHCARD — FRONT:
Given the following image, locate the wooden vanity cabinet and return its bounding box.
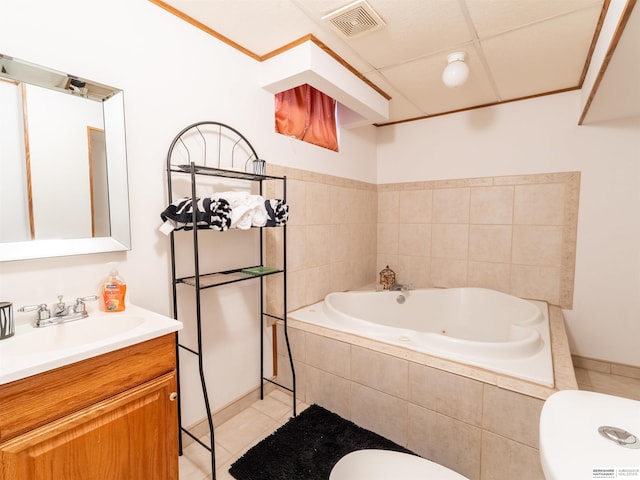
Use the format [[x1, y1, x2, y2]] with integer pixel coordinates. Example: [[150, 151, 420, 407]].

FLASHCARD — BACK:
[[0, 334, 179, 480]]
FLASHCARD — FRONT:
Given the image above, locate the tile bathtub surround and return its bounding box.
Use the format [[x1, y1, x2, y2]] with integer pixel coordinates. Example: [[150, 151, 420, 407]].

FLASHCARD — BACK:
[[263, 166, 579, 314], [264, 164, 378, 314], [179, 307, 576, 480], [177, 357, 640, 480], [377, 172, 580, 308], [276, 305, 577, 480]]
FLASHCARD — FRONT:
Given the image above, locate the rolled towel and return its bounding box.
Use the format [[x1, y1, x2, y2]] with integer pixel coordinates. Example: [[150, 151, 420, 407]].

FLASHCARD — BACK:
[[159, 196, 231, 234], [208, 198, 232, 231], [162, 192, 286, 233], [214, 191, 267, 230], [264, 199, 289, 227], [251, 201, 268, 227]]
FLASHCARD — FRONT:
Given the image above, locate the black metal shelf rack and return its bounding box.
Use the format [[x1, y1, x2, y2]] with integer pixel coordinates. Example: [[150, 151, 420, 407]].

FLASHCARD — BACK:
[[165, 121, 296, 479]]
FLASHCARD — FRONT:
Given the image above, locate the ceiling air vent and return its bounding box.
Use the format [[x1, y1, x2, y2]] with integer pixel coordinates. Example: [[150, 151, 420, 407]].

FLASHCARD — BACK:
[[322, 0, 386, 39]]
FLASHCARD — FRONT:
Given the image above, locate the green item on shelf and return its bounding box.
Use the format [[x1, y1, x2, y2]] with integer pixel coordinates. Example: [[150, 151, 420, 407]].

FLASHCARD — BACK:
[[241, 266, 280, 276]]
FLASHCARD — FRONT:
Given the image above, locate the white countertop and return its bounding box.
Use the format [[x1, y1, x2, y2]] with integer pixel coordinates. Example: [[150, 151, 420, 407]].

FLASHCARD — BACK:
[[0, 304, 182, 385]]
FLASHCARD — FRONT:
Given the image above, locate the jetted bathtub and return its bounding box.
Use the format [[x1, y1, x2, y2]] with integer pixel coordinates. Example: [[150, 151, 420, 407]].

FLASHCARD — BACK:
[[288, 287, 554, 386]]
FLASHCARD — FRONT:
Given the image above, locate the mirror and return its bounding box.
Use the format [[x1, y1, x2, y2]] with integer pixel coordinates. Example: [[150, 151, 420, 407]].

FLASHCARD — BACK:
[[0, 54, 130, 261]]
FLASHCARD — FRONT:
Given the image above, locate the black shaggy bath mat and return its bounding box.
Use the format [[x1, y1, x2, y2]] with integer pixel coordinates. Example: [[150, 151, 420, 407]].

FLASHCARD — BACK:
[[228, 404, 415, 480]]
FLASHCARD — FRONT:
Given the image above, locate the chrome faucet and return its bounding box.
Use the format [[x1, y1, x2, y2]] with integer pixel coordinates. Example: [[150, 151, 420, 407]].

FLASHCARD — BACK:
[[391, 283, 411, 292], [18, 303, 51, 325], [52, 295, 69, 317], [19, 295, 97, 328], [391, 284, 412, 304], [71, 296, 95, 316]]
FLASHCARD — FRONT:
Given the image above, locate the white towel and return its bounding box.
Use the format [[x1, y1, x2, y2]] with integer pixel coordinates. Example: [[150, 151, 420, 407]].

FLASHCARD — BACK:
[[251, 202, 268, 227], [214, 191, 267, 230]]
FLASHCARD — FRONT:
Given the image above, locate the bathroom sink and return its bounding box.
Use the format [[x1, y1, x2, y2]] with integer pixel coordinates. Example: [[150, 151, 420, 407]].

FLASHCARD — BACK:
[[539, 390, 640, 480], [0, 304, 182, 385], [1, 314, 146, 356]]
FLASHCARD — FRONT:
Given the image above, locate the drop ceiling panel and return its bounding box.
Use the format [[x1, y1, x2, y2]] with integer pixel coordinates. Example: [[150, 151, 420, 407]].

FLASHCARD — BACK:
[[156, 0, 618, 124], [363, 70, 425, 121], [482, 5, 604, 100], [381, 48, 498, 116], [298, 0, 475, 69], [466, 0, 604, 38], [164, 0, 314, 55]]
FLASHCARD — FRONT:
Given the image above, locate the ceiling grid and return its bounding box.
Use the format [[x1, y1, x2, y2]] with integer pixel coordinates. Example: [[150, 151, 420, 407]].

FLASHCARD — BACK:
[[158, 0, 610, 124]]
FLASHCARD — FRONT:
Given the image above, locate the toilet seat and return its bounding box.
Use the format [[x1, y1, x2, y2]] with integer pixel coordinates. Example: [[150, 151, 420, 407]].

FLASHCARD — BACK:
[[329, 449, 469, 480]]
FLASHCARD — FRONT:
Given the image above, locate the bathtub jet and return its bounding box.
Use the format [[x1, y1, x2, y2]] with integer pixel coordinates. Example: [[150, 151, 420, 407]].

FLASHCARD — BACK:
[[289, 287, 554, 387]]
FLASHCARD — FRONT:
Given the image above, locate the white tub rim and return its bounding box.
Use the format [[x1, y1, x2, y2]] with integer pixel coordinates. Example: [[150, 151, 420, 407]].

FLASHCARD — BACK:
[[289, 287, 554, 388]]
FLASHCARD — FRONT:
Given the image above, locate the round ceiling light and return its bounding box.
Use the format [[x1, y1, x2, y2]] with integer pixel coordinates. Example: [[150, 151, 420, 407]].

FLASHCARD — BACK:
[[442, 52, 469, 88]]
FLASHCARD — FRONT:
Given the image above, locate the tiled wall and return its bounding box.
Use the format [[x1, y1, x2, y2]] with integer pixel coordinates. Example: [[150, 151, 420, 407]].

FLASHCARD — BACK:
[[265, 167, 580, 311], [275, 324, 548, 480], [377, 172, 580, 308], [265, 164, 378, 314]]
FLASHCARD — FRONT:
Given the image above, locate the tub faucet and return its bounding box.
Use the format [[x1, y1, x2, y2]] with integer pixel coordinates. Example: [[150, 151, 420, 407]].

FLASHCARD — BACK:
[[391, 283, 411, 292], [392, 284, 411, 304]]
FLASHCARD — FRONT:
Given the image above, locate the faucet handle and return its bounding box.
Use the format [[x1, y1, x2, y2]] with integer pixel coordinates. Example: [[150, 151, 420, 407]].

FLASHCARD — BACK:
[[73, 295, 98, 314], [19, 303, 51, 320], [53, 295, 68, 316]]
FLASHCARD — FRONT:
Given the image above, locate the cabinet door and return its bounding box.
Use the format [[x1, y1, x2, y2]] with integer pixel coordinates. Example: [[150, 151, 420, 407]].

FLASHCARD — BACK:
[[0, 372, 178, 480]]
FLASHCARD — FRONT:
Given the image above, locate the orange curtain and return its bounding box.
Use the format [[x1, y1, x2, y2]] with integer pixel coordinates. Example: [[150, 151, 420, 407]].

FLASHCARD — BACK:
[[275, 84, 338, 152]]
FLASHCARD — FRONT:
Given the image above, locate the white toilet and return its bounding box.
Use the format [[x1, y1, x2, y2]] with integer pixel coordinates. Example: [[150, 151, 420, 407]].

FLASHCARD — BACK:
[[539, 390, 640, 480], [329, 449, 469, 480]]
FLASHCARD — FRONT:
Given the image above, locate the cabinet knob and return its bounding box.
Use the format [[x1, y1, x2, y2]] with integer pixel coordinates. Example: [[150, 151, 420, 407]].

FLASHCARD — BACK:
[[169, 392, 178, 401]]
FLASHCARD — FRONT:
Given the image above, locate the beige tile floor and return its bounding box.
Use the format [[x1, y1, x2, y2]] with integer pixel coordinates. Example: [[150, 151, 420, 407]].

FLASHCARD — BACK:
[[179, 390, 309, 480]]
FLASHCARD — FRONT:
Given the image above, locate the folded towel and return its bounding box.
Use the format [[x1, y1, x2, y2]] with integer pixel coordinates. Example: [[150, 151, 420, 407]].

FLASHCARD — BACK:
[[159, 196, 231, 234]]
